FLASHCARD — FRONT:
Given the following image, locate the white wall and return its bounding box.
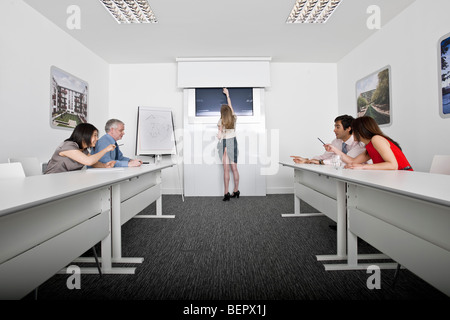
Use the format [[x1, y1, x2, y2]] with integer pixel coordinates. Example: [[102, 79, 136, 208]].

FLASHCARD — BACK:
[[0, 0, 109, 165], [109, 62, 338, 195], [266, 63, 338, 193], [337, 0, 450, 172], [109, 64, 183, 193]]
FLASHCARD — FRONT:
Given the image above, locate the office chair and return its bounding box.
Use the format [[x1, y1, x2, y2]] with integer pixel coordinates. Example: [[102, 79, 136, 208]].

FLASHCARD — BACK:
[[429, 155, 450, 175], [8, 157, 43, 176], [0, 162, 26, 179]]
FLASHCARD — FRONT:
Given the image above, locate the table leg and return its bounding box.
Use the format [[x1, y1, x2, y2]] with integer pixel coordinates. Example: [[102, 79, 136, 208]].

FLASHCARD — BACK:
[[322, 186, 395, 271], [323, 229, 395, 271], [111, 184, 144, 264], [282, 193, 324, 218], [317, 181, 347, 261], [74, 186, 140, 273], [133, 195, 175, 219]]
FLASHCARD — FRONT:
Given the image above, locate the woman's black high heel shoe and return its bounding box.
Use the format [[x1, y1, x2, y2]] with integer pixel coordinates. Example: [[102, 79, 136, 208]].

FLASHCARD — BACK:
[[223, 192, 231, 201], [231, 190, 240, 198]]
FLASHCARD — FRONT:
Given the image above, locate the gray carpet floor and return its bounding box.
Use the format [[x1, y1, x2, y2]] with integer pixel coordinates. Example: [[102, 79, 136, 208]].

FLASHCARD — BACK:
[[24, 194, 449, 302]]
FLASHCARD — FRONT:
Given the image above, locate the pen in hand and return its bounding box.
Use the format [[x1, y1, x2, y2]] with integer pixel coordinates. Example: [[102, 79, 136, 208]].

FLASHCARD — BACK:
[[317, 138, 326, 145]]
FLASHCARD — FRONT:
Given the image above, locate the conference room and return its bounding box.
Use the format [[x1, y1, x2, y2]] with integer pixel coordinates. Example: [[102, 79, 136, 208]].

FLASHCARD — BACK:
[[1, 0, 449, 311]]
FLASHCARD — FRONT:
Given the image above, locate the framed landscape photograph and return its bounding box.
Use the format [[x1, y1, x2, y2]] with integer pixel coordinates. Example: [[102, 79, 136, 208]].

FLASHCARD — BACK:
[[356, 66, 391, 126], [438, 32, 450, 118], [50, 66, 88, 129]]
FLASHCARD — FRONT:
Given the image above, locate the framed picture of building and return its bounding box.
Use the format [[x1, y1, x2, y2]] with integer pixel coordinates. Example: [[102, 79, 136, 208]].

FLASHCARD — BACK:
[[50, 66, 88, 129], [438, 32, 450, 118], [356, 66, 391, 126]]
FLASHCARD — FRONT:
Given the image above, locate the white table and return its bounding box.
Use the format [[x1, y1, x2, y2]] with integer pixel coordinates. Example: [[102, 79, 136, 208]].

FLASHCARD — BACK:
[[280, 161, 450, 296], [74, 163, 175, 273], [0, 162, 174, 298], [0, 170, 112, 299], [280, 162, 347, 259], [342, 169, 450, 296], [280, 162, 388, 265]]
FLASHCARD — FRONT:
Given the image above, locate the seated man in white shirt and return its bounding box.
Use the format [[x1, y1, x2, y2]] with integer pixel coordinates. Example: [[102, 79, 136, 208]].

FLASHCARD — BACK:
[[291, 115, 366, 165]]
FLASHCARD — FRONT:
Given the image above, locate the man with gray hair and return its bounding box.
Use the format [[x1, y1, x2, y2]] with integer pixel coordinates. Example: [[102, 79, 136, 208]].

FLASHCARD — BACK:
[[92, 119, 142, 167]]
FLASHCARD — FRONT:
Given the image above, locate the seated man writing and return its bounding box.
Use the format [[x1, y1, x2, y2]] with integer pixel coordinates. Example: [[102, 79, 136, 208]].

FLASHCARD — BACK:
[[291, 115, 366, 165], [92, 119, 142, 167]]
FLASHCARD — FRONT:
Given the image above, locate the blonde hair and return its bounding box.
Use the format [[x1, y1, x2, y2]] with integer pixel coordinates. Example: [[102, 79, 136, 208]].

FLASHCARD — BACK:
[[220, 105, 236, 129]]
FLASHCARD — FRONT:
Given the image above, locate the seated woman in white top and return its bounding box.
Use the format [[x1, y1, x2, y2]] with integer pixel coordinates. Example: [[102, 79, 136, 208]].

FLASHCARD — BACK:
[[217, 88, 240, 201], [45, 122, 116, 174]]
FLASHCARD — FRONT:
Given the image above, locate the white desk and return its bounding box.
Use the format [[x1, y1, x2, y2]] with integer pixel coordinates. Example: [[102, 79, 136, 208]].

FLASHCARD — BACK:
[[280, 162, 450, 296], [74, 163, 175, 272], [280, 162, 388, 264], [280, 162, 346, 259], [0, 171, 112, 299], [343, 169, 450, 296], [0, 162, 174, 298]]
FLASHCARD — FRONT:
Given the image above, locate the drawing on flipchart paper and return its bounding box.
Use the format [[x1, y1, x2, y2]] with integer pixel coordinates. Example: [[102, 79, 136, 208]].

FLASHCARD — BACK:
[[138, 108, 175, 153]]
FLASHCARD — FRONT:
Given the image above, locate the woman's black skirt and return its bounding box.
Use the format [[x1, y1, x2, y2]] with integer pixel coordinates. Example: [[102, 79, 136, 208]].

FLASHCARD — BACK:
[[217, 137, 238, 163]]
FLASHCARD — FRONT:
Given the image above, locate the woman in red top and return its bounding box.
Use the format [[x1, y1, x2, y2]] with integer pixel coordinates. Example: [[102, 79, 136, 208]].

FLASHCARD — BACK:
[[325, 116, 413, 171]]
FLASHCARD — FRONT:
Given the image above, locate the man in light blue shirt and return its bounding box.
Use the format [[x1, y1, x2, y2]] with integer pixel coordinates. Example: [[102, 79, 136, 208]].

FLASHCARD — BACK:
[[92, 119, 142, 167]]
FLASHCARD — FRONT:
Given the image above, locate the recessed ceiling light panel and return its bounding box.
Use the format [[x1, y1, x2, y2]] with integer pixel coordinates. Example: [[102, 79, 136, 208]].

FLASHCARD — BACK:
[[99, 0, 158, 24], [286, 0, 342, 24]]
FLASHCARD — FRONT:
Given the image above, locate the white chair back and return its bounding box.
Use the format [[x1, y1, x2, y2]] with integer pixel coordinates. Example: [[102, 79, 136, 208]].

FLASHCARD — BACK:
[[0, 162, 26, 179], [429, 155, 450, 175], [8, 157, 43, 176]]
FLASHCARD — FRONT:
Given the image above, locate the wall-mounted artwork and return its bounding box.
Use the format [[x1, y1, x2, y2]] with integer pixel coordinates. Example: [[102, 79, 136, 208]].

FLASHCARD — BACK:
[[50, 66, 88, 129], [439, 33, 450, 118], [356, 66, 391, 126]]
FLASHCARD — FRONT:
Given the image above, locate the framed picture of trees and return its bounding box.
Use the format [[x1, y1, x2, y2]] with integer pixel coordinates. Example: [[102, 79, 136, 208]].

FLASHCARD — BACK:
[[50, 66, 88, 130], [438, 33, 450, 118], [356, 66, 391, 126]]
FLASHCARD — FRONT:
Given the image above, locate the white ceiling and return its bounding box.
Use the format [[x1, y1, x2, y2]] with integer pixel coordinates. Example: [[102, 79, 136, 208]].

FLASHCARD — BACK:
[[23, 0, 416, 64]]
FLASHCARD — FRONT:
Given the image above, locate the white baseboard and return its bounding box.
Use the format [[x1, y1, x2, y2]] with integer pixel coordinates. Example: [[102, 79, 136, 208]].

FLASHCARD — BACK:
[[162, 187, 294, 195], [266, 187, 294, 194], [162, 188, 183, 195]]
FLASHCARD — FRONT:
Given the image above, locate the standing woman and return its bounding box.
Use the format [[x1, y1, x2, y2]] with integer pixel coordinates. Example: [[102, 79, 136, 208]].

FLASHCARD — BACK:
[[217, 88, 240, 201], [45, 122, 117, 174], [325, 116, 413, 171]]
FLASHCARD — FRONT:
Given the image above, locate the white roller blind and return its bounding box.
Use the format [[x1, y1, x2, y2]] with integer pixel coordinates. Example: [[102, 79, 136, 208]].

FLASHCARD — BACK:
[[176, 57, 271, 88]]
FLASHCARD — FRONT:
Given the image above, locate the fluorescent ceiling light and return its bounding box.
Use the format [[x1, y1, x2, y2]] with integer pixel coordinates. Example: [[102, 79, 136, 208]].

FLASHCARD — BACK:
[[99, 0, 158, 24], [286, 0, 342, 24]]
